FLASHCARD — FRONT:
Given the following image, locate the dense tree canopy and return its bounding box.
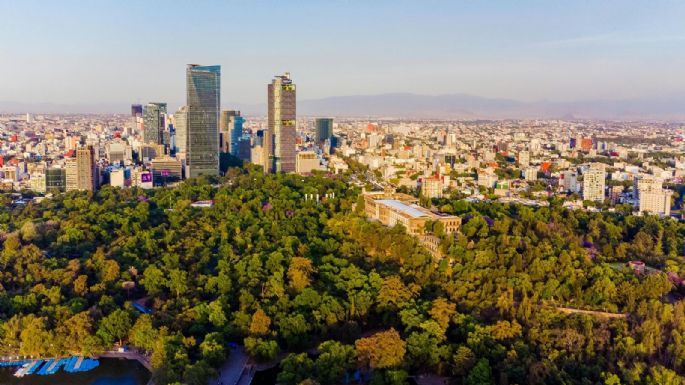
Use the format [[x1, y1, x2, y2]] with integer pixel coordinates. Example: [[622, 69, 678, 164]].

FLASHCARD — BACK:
[[1, 165, 685, 384]]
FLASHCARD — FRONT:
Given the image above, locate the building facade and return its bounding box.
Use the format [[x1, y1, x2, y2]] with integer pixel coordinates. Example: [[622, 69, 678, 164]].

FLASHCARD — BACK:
[[363, 190, 461, 236], [295, 151, 322, 174], [143, 103, 167, 144], [583, 164, 605, 202], [315, 118, 333, 144], [66, 146, 97, 192], [219, 110, 244, 156], [185, 64, 220, 178], [638, 178, 672, 216], [266, 73, 296, 173], [421, 175, 443, 199]]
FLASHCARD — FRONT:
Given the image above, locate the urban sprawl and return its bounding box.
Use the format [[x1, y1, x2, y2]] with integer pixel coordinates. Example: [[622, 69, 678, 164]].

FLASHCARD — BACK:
[[1, 65, 683, 223]]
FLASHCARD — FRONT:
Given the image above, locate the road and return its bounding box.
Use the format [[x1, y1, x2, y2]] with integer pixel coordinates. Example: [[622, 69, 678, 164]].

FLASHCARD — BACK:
[[209, 346, 252, 385]]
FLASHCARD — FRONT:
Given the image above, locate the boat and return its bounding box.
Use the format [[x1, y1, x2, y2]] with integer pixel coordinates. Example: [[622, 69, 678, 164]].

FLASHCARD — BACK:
[[13, 362, 30, 377], [25, 360, 44, 375]]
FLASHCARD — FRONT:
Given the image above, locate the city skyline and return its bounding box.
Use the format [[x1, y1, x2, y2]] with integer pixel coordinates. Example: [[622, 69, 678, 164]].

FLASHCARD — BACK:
[[1, 0, 684, 113]]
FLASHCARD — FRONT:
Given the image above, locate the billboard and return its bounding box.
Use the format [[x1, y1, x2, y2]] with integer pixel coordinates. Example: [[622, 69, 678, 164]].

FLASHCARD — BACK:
[[139, 171, 153, 189]]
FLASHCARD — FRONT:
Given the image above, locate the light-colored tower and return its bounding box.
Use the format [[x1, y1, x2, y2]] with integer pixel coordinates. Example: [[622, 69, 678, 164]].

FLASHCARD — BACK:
[[174, 106, 188, 155], [638, 178, 672, 216], [583, 163, 605, 202], [266, 72, 296, 173]]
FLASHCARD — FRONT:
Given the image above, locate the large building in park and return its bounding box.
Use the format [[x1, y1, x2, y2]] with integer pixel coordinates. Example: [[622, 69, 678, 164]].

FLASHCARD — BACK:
[[363, 189, 461, 235]]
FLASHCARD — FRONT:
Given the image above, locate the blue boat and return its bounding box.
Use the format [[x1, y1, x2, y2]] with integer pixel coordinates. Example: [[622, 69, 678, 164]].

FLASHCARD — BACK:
[[63, 356, 78, 372], [0, 360, 29, 367], [25, 360, 43, 375], [44, 358, 68, 375], [36, 359, 54, 375]]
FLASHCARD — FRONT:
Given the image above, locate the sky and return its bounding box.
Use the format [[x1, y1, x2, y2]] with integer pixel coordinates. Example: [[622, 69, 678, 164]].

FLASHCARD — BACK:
[[1, 0, 684, 110]]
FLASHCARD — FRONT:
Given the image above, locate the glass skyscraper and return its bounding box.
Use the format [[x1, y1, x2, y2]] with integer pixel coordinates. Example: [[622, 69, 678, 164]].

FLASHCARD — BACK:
[[266, 72, 296, 173], [185, 64, 220, 178], [315, 118, 333, 144], [219, 110, 245, 156], [143, 102, 167, 144]]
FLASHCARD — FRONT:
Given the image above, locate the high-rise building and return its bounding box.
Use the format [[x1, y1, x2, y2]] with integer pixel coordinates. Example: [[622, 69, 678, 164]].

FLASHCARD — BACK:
[[219, 110, 244, 156], [76, 146, 97, 192], [265, 72, 296, 173], [638, 178, 672, 216], [46, 167, 66, 192], [131, 104, 143, 118], [65, 159, 78, 192], [315, 118, 333, 144], [185, 64, 220, 178], [143, 103, 167, 144], [65, 146, 97, 192], [517, 150, 530, 168], [583, 163, 605, 202], [174, 106, 188, 155]]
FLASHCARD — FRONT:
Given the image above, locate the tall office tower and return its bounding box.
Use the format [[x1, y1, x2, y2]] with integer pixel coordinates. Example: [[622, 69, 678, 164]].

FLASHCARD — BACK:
[[143, 103, 167, 144], [76, 146, 97, 191], [583, 163, 606, 202], [266, 72, 296, 173], [131, 104, 143, 118], [174, 106, 188, 155], [219, 110, 244, 156], [315, 118, 333, 144], [185, 64, 220, 178], [638, 178, 672, 216], [66, 146, 97, 192], [129, 105, 143, 137]]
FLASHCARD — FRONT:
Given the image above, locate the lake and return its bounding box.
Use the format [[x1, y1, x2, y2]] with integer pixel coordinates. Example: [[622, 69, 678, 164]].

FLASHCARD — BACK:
[[0, 358, 150, 385]]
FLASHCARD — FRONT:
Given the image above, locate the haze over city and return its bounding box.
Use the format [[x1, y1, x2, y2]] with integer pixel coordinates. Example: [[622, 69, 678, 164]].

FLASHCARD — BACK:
[[1, 0, 685, 117]]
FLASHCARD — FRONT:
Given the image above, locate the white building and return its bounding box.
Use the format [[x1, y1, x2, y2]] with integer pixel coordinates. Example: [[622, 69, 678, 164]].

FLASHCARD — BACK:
[[583, 164, 605, 202], [524, 166, 538, 181], [638, 178, 672, 216]]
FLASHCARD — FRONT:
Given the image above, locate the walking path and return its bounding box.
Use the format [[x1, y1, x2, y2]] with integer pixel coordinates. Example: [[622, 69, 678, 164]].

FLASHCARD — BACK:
[[551, 306, 627, 319], [99, 350, 153, 371], [209, 346, 252, 385]]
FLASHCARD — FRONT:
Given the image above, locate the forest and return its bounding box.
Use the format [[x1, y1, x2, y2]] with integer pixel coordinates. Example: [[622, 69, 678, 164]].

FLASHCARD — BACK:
[[1, 165, 685, 385]]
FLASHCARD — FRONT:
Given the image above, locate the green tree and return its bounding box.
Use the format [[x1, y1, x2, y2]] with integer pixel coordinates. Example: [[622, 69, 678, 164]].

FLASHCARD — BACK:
[[97, 309, 132, 346]]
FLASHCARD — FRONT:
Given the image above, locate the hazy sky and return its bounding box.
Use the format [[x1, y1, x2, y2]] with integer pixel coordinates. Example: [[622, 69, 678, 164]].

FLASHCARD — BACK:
[[1, 0, 684, 108]]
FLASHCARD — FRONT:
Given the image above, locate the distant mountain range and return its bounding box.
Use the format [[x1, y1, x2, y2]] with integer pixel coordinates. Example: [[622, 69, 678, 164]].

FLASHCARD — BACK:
[[2, 93, 683, 120]]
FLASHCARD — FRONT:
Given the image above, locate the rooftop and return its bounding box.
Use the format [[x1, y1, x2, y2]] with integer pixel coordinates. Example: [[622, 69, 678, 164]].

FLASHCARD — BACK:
[[376, 199, 430, 218]]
